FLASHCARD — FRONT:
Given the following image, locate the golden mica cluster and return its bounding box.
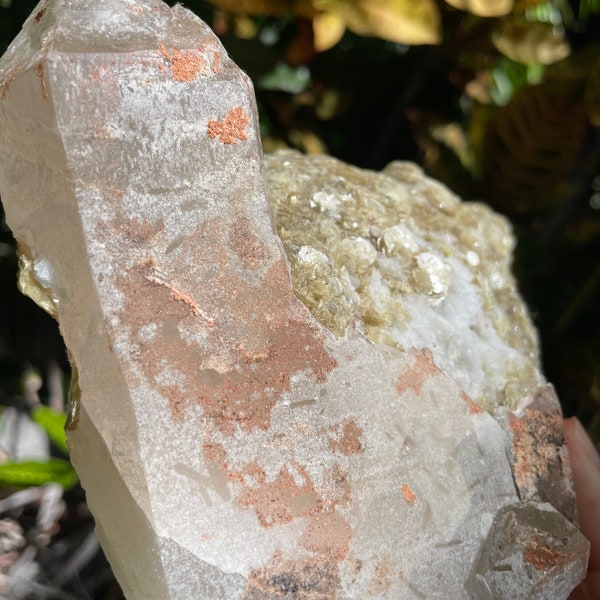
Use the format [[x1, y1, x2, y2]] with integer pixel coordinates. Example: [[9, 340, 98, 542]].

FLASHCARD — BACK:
[[267, 150, 540, 411]]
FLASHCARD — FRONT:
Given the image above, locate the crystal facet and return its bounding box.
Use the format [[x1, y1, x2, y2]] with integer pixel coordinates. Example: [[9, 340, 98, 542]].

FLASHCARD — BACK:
[[471, 501, 588, 600], [0, 1, 589, 599]]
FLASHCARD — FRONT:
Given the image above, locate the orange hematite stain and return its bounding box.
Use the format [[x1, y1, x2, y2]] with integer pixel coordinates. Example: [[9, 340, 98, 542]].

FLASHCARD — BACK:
[[158, 42, 205, 82], [110, 210, 351, 582], [327, 417, 363, 456], [299, 511, 352, 558], [395, 349, 438, 396], [461, 391, 484, 414], [507, 387, 568, 506], [239, 462, 354, 597], [524, 533, 570, 571], [207, 107, 249, 144], [114, 217, 337, 434], [402, 483, 416, 504], [237, 463, 321, 527]]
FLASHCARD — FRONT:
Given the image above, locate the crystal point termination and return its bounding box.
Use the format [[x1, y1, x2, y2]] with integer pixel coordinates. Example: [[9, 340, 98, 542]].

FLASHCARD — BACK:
[[0, 1, 589, 599]]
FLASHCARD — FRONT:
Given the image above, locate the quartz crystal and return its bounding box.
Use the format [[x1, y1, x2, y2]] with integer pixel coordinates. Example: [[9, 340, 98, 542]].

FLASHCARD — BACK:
[[0, 1, 590, 599]]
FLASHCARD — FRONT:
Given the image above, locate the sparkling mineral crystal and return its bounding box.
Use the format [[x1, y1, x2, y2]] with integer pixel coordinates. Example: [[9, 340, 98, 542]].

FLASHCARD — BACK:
[[0, 1, 590, 599]]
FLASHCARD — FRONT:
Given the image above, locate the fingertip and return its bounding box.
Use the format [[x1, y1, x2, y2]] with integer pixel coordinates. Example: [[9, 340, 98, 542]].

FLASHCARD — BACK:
[[564, 417, 600, 570], [565, 417, 600, 472]]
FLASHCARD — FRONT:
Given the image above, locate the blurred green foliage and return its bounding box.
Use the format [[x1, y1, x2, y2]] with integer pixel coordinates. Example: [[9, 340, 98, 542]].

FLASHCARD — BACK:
[[32, 405, 70, 456], [0, 0, 599, 457], [0, 458, 78, 489]]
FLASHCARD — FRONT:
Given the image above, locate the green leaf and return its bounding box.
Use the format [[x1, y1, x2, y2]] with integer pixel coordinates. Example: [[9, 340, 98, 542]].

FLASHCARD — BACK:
[[522, 1, 563, 25], [258, 62, 311, 93], [31, 405, 69, 455], [490, 56, 544, 106], [0, 458, 78, 489]]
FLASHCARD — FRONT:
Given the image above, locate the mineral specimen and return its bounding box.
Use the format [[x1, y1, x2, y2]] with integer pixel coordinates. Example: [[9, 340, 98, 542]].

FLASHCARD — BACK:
[[0, 1, 590, 599]]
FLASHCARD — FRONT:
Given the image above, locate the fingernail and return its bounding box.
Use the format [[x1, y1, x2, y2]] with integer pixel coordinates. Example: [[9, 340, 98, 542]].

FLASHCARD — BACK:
[[571, 417, 600, 473]]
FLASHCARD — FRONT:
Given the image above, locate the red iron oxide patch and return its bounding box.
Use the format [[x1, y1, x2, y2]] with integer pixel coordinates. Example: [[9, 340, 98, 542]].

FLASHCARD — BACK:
[[237, 463, 322, 527], [212, 49, 222, 74], [508, 385, 577, 524], [461, 391, 484, 414], [326, 418, 363, 456], [395, 349, 438, 396], [207, 106, 249, 144], [106, 202, 355, 594], [401, 483, 416, 504], [113, 216, 336, 434], [158, 42, 206, 82], [524, 533, 572, 571], [299, 511, 352, 558]]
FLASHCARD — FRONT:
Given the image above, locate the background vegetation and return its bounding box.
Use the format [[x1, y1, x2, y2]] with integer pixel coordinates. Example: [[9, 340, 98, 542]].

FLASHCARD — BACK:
[[0, 0, 599, 597]]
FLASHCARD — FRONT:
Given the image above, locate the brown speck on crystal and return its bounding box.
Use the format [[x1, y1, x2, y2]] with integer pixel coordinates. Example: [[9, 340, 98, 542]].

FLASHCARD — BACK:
[[207, 106, 249, 144], [36, 63, 48, 99], [34, 9, 47, 23]]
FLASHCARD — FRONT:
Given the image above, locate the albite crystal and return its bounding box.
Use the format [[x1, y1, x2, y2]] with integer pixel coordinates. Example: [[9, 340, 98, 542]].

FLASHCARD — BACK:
[[0, 1, 590, 599]]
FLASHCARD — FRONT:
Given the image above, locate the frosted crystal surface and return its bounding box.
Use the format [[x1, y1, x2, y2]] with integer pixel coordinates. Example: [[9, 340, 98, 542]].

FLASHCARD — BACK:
[[0, 1, 589, 599]]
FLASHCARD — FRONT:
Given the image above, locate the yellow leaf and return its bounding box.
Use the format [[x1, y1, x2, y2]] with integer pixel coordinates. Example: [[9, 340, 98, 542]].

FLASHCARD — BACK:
[[289, 129, 328, 153], [492, 19, 571, 65], [313, 11, 347, 51], [444, 0, 513, 17], [340, 0, 441, 46], [234, 16, 259, 39], [206, 0, 292, 16]]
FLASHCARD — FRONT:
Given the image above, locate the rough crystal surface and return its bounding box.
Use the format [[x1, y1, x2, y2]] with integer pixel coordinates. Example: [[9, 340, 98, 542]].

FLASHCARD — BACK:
[[0, 1, 589, 599], [471, 501, 588, 600]]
